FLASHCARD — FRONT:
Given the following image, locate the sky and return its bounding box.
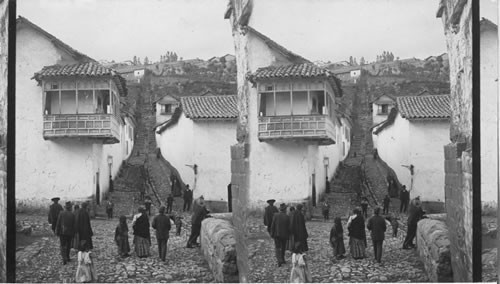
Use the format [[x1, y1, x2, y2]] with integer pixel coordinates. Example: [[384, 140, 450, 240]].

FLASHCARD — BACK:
[[18, 0, 498, 64]]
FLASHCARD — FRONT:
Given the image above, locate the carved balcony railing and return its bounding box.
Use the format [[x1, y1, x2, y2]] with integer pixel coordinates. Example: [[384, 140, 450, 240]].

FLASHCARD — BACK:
[[258, 115, 336, 145], [43, 114, 120, 144]]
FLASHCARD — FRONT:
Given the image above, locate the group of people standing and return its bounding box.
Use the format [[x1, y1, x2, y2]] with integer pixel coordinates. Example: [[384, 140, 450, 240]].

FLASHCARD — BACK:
[[48, 197, 94, 265], [263, 193, 426, 268], [264, 199, 309, 267]]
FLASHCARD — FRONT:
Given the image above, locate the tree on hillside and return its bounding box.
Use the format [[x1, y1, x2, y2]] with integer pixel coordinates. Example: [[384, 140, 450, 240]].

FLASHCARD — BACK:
[[144, 57, 149, 65], [133, 56, 137, 65], [349, 56, 354, 66], [360, 57, 365, 65]]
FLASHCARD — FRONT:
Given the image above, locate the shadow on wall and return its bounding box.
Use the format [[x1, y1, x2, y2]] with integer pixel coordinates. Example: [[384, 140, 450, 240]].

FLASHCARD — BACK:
[[157, 151, 187, 195]]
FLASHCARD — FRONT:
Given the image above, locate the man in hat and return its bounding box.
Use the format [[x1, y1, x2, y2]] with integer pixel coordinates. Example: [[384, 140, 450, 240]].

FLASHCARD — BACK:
[[166, 193, 174, 214], [367, 207, 386, 263], [263, 199, 278, 236], [183, 185, 193, 212], [270, 203, 290, 267], [399, 185, 410, 213], [403, 196, 425, 249], [48, 197, 63, 234], [186, 197, 210, 248], [55, 201, 75, 265], [152, 206, 171, 261]]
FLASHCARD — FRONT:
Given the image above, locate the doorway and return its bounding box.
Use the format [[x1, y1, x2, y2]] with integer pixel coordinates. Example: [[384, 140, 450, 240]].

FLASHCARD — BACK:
[[312, 173, 316, 207], [96, 172, 100, 205]]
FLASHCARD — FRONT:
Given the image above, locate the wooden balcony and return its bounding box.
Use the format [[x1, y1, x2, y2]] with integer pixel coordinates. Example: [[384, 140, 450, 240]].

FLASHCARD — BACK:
[[43, 114, 120, 144], [258, 115, 336, 145]]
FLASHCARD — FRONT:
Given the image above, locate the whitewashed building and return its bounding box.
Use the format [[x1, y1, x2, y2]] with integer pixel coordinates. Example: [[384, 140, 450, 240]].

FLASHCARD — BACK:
[[371, 93, 396, 125], [155, 95, 237, 206], [372, 95, 450, 203], [153, 94, 180, 126], [238, 26, 350, 209], [16, 16, 135, 210], [480, 18, 498, 211]]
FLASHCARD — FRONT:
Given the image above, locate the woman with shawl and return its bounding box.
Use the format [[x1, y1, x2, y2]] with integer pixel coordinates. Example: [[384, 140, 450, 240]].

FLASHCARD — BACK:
[[133, 206, 151, 257], [115, 215, 131, 257], [289, 204, 308, 253], [329, 217, 346, 260], [75, 202, 93, 251], [347, 208, 366, 259]]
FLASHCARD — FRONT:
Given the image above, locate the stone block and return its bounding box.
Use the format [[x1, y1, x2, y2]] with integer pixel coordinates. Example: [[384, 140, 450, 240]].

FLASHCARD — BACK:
[[200, 218, 238, 283], [416, 219, 453, 282]]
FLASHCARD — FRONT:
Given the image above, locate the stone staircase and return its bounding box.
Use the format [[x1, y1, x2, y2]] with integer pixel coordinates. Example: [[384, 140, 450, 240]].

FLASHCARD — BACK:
[[100, 84, 156, 218]]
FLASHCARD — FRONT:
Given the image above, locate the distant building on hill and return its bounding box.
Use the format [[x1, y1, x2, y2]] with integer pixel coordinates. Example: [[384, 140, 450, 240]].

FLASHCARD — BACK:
[[370, 93, 396, 125]]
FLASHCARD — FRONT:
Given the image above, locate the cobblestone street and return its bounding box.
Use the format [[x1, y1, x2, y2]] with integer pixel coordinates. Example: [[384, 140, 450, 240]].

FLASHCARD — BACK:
[[247, 217, 428, 283], [16, 212, 214, 283], [17, 204, 428, 283]]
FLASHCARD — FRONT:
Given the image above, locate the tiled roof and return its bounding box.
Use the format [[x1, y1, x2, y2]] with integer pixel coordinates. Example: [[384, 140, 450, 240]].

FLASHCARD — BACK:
[[17, 16, 94, 62], [181, 95, 237, 119], [33, 62, 127, 96], [397, 95, 450, 119], [248, 63, 343, 97], [34, 62, 116, 77]]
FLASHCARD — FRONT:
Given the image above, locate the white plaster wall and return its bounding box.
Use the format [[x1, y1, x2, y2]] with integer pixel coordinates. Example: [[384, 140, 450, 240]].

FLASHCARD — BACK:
[[158, 113, 195, 187], [480, 28, 498, 205], [192, 120, 236, 201], [243, 30, 348, 210], [246, 32, 317, 209], [375, 113, 412, 188], [16, 26, 101, 207], [408, 120, 450, 202], [101, 119, 135, 200]]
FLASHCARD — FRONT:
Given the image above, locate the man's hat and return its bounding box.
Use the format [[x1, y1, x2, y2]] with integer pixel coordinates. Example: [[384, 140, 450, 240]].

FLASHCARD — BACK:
[[51, 197, 60, 202], [267, 199, 276, 204], [279, 203, 287, 211], [65, 201, 72, 209]]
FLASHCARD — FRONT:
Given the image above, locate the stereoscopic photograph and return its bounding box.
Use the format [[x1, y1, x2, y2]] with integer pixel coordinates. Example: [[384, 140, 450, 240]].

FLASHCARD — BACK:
[[0, 0, 498, 282]]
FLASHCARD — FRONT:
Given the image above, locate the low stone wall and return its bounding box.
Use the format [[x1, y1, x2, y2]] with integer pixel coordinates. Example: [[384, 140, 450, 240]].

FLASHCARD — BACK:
[[200, 214, 238, 283], [416, 218, 453, 282]]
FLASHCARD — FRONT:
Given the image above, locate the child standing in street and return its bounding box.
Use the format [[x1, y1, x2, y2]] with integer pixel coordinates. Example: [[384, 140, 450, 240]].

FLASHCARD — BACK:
[[114, 215, 130, 257], [390, 215, 399, 237], [174, 214, 183, 236]]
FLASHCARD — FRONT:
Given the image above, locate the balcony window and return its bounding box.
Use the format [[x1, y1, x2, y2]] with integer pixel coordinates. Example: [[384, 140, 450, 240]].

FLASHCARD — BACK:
[[258, 89, 327, 117], [43, 80, 115, 115]]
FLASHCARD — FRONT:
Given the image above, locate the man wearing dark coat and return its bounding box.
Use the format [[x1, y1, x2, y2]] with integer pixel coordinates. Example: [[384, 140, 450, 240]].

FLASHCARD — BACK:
[[289, 203, 309, 253], [403, 197, 425, 249], [367, 207, 387, 263], [48, 197, 63, 234], [55, 201, 75, 265], [263, 199, 278, 235], [74, 202, 93, 251], [186, 199, 209, 248], [183, 185, 193, 212], [399, 186, 410, 213], [152, 206, 171, 261], [166, 193, 174, 214], [270, 203, 290, 267]]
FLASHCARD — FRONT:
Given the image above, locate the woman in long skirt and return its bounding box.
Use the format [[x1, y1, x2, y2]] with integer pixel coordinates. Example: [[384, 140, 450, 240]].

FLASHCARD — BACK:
[[329, 217, 346, 260], [115, 215, 131, 257], [347, 208, 366, 259], [133, 207, 151, 258]]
